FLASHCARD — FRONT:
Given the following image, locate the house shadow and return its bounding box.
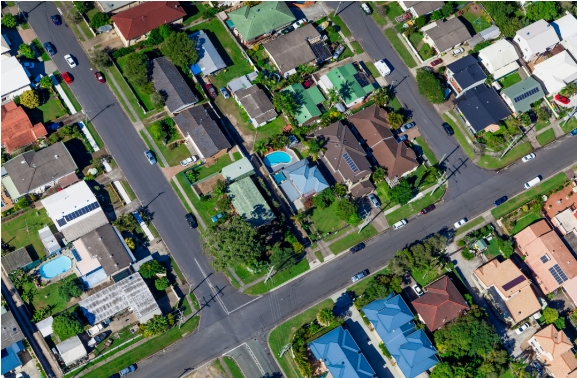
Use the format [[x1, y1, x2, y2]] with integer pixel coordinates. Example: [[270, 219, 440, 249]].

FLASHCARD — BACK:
[[457, 16, 479, 38], [344, 319, 394, 378]]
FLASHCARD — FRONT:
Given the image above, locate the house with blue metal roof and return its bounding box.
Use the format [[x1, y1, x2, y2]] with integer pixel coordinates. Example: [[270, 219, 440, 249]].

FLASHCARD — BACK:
[[309, 326, 376, 378], [1, 306, 25, 375], [274, 158, 329, 211], [363, 294, 438, 378]]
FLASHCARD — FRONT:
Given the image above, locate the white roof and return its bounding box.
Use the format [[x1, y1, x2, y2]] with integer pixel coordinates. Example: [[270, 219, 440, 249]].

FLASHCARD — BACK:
[[1, 34, 10, 55], [1, 56, 30, 97], [56, 335, 87, 366], [533, 51, 577, 94], [39, 226, 60, 254], [515, 20, 560, 56], [35, 316, 54, 337], [478, 40, 520, 75], [552, 14, 577, 40]]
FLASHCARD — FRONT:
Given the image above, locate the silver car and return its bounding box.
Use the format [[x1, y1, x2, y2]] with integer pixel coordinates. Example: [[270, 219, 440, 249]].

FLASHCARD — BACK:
[[368, 194, 380, 208], [144, 150, 156, 165], [64, 54, 76, 68]]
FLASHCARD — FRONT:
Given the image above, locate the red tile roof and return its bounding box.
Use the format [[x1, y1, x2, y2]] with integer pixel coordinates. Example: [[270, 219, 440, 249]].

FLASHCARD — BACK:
[[1, 101, 47, 153], [412, 276, 469, 331], [112, 1, 186, 41]]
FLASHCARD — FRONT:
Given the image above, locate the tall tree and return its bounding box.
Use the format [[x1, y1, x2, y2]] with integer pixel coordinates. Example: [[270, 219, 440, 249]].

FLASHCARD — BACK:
[[53, 314, 83, 340], [334, 199, 357, 222], [39, 76, 53, 89], [273, 91, 298, 116], [317, 308, 336, 326], [390, 178, 413, 204], [160, 32, 199, 70], [372, 87, 389, 106], [140, 315, 170, 337], [89, 49, 111, 69], [89, 12, 110, 29], [269, 246, 296, 271], [387, 112, 404, 129], [139, 260, 166, 279], [542, 307, 559, 324], [525, 1, 559, 21], [123, 53, 150, 87], [416, 68, 444, 104]]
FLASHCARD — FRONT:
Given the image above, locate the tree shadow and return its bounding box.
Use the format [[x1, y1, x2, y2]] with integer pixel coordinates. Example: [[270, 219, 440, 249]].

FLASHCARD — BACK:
[[338, 80, 354, 104]]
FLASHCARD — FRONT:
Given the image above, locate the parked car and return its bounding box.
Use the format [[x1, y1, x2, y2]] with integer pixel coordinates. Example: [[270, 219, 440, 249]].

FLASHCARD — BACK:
[[374, 59, 391, 76], [515, 322, 530, 334], [332, 44, 346, 60], [570, 128, 577, 136], [61, 72, 73, 84], [524, 176, 541, 189], [392, 219, 407, 230], [452, 47, 464, 56], [292, 18, 307, 29], [522, 153, 536, 163], [94, 71, 105, 83], [64, 54, 76, 68], [454, 218, 468, 229], [211, 213, 223, 223], [303, 79, 314, 89], [185, 213, 197, 228], [49, 121, 63, 131], [51, 15, 62, 25], [350, 243, 365, 253], [396, 134, 408, 143], [144, 150, 156, 165], [399, 121, 416, 133], [205, 83, 217, 99], [281, 26, 294, 34], [119, 364, 136, 377], [420, 204, 435, 214], [555, 93, 570, 105], [220, 87, 230, 99], [351, 269, 369, 283], [360, 3, 371, 14], [412, 284, 424, 296], [368, 194, 380, 208], [430, 58, 443, 67], [43, 41, 56, 56], [180, 156, 197, 167], [493, 196, 508, 206], [442, 122, 454, 135], [88, 331, 110, 347]]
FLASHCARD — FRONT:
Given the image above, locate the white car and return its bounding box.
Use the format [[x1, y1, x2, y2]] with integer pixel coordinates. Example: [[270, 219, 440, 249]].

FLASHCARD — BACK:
[[412, 284, 423, 296], [180, 156, 197, 167], [452, 47, 464, 56], [522, 153, 536, 163], [361, 3, 371, 14], [454, 218, 468, 229], [392, 219, 407, 230], [515, 322, 530, 334], [292, 18, 307, 29], [64, 54, 76, 68]]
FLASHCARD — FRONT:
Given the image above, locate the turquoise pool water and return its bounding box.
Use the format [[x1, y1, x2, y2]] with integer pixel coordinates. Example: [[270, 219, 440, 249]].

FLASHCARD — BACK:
[[39, 256, 72, 279], [264, 151, 291, 168]]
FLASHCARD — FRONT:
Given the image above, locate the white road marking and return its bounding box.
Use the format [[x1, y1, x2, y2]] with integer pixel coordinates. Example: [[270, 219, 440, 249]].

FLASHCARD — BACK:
[[194, 258, 228, 314]]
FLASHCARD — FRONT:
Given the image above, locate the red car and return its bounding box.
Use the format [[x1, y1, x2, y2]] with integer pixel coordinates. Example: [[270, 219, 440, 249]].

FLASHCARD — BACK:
[[205, 83, 217, 99], [555, 94, 570, 105], [94, 71, 105, 83], [430, 58, 443, 67], [61, 72, 73, 84], [420, 204, 435, 214], [303, 79, 314, 89]]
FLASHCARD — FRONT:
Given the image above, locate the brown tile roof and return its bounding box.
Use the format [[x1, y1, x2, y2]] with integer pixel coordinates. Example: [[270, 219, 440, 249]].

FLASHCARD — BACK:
[[112, 1, 185, 41], [534, 325, 573, 360], [349, 105, 418, 178], [350, 180, 375, 198], [515, 220, 551, 254], [412, 276, 469, 331], [1, 101, 47, 153]]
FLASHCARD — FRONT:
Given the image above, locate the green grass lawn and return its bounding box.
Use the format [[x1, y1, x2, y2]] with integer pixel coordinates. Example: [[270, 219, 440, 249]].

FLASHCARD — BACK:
[[170, 180, 193, 214], [116, 56, 156, 112], [346, 267, 389, 296], [537, 129, 555, 146], [169, 257, 185, 283], [371, 3, 388, 26], [560, 117, 577, 134], [329, 225, 378, 254], [269, 299, 334, 378], [309, 203, 347, 233], [185, 154, 232, 183], [484, 238, 501, 258], [384, 2, 405, 22], [330, 13, 352, 37], [2, 209, 53, 259], [106, 65, 145, 120], [223, 356, 245, 378], [385, 185, 445, 225], [350, 41, 364, 54], [409, 32, 423, 48], [390, 97, 402, 111], [364, 61, 381, 78], [175, 174, 220, 226], [255, 116, 288, 142], [314, 251, 324, 263], [31, 275, 80, 314], [121, 180, 137, 201], [145, 121, 191, 167], [443, 112, 475, 160], [455, 216, 485, 236], [461, 10, 492, 33], [384, 29, 417, 69], [492, 172, 568, 219], [412, 266, 442, 287], [232, 264, 266, 285], [419, 43, 435, 60], [244, 259, 310, 295], [535, 118, 550, 131], [27, 95, 67, 123], [214, 96, 254, 140], [183, 2, 209, 25], [499, 72, 522, 89], [477, 142, 533, 170], [77, 16, 93, 39], [511, 213, 542, 235], [415, 137, 439, 165]]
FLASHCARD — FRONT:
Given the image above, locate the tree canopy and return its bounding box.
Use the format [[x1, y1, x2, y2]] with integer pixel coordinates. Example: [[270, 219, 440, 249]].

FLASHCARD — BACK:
[[139, 260, 166, 279], [273, 91, 299, 116], [19, 90, 40, 109], [1, 14, 16, 28], [416, 69, 444, 104], [53, 314, 83, 341], [89, 12, 110, 29], [270, 246, 296, 271], [525, 1, 559, 21], [123, 53, 150, 87], [160, 32, 199, 70], [390, 178, 412, 205], [58, 278, 83, 301], [19, 44, 35, 59]]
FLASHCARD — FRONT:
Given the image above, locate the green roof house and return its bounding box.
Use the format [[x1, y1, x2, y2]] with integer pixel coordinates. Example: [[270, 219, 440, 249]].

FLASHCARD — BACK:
[[227, 177, 276, 228], [282, 84, 325, 125], [228, 1, 296, 44], [500, 77, 545, 114], [318, 63, 376, 108]]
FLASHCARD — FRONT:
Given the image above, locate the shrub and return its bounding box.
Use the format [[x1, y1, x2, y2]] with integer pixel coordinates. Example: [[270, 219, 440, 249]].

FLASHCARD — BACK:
[[457, 240, 466, 247], [89, 12, 110, 29], [155, 277, 170, 291], [53, 314, 83, 340], [58, 278, 83, 301], [19, 90, 40, 109], [111, 46, 136, 59], [19, 44, 36, 59], [139, 260, 166, 279], [1, 14, 16, 28], [461, 248, 475, 260]]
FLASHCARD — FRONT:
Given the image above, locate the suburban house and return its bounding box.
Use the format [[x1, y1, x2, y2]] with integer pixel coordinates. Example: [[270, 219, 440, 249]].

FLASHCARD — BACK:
[[501, 77, 545, 114], [363, 294, 439, 378], [274, 158, 329, 211], [314, 121, 374, 197], [189, 30, 226, 76], [1, 101, 47, 153], [1, 34, 11, 60], [411, 276, 469, 332], [348, 105, 418, 182], [1, 247, 35, 274], [533, 51, 577, 94], [41, 181, 109, 242], [173, 105, 231, 164], [467, 25, 501, 49], [79, 273, 162, 325], [151, 57, 198, 115], [264, 24, 330, 77], [227, 1, 296, 45], [227, 177, 276, 228], [398, 1, 444, 18], [514, 20, 560, 62], [1, 306, 25, 375], [56, 335, 87, 367], [222, 156, 254, 183], [96, 1, 138, 14], [111, 1, 186, 46], [455, 85, 511, 133], [309, 326, 376, 378], [473, 258, 542, 324], [477, 39, 520, 79], [282, 83, 324, 125], [421, 17, 472, 54], [233, 85, 277, 127], [1, 142, 77, 200], [72, 224, 136, 288], [39, 226, 62, 256], [317, 63, 376, 108], [529, 325, 577, 378], [552, 14, 577, 59], [1, 56, 31, 102], [446, 55, 487, 97]]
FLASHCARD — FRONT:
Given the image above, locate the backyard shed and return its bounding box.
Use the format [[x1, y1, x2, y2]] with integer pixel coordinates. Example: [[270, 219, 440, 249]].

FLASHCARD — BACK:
[[36, 316, 54, 337], [56, 335, 87, 366], [221, 157, 254, 183]]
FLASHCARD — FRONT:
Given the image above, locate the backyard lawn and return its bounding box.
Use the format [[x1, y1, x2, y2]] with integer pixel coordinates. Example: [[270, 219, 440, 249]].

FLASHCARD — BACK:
[[24, 93, 67, 123], [214, 96, 254, 139], [461, 9, 492, 33], [385, 186, 445, 225], [499, 72, 522, 89], [309, 203, 347, 234], [329, 225, 378, 254], [145, 119, 191, 166], [244, 259, 310, 295], [384, 29, 417, 68], [412, 266, 442, 287], [537, 129, 555, 146], [184, 154, 232, 183], [477, 142, 533, 170], [30, 275, 82, 315], [255, 116, 288, 142], [510, 213, 542, 235], [484, 238, 502, 258], [2, 209, 53, 259]]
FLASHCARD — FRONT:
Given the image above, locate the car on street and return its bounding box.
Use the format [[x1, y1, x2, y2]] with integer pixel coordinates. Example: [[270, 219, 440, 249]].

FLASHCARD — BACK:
[[332, 44, 345, 60], [430, 58, 443, 67], [420, 204, 435, 214], [185, 213, 197, 228], [119, 364, 137, 376], [399, 121, 416, 133], [522, 153, 536, 163], [452, 47, 464, 56], [494, 196, 508, 206], [64, 54, 76, 68], [524, 176, 541, 189], [205, 83, 217, 99], [144, 150, 156, 165], [361, 3, 371, 14], [180, 156, 197, 167], [43, 41, 56, 56], [555, 94, 570, 105], [94, 71, 105, 83], [220, 87, 230, 99], [211, 213, 223, 222], [368, 194, 380, 208], [392, 219, 407, 230], [351, 269, 369, 282], [515, 322, 530, 334], [51, 15, 61, 25], [454, 218, 468, 229], [412, 284, 424, 296], [442, 122, 454, 135], [570, 128, 577, 136], [61, 72, 73, 84], [292, 18, 307, 29], [350, 243, 365, 253]]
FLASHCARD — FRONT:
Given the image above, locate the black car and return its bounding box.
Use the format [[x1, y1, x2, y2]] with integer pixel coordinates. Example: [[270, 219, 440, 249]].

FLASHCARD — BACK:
[[420, 204, 435, 214], [350, 243, 365, 253], [51, 15, 62, 25], [494, 196, 508, 206], [442, 123, 454, 135], [185, 213, 197, 228], [43, 42, 56, 56]]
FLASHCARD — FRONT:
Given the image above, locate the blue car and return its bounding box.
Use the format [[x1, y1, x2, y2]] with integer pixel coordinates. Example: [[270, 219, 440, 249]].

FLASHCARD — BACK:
[[494, 196, 508, 206], [211, 213, 223, 223], [51, 15, 61, 25], [43, 42, 56, 56], [570, 128, 577, 136]]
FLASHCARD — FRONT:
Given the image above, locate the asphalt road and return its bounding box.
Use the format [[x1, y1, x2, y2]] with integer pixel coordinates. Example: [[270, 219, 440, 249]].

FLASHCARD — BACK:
[[21, 3, 577, 378]]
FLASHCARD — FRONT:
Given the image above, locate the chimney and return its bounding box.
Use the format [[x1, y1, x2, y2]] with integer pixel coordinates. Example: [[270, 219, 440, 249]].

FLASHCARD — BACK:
[[55, 155, 59, 159]]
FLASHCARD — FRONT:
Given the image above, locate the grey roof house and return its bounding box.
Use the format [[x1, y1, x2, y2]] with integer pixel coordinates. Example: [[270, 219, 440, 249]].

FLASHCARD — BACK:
[[1, 142, 77, 199], [399, 1, 444, 17], [446, 55, 487, 98], [189, 30, 226, 76], [234, 85, 277, 127], [173, 105, 231, 161], [152, 57, 198, 115], [501, 77, 545, 114], [422, 17, 472, 53], [1, 306, 25, 375], [222, 156, 254, 183], [274, 158, 329, 211], [455, 85, 511, 133]]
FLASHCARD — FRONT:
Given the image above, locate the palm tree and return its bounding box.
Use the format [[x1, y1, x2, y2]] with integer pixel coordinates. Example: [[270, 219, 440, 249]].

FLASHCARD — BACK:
[[373, 87, 389, 106], [21, 287, 36, 304], [326, 88, 340, 108], [112, 213, 138, 232], [510, 358, 529, 378], [254, 139, 269, 156]]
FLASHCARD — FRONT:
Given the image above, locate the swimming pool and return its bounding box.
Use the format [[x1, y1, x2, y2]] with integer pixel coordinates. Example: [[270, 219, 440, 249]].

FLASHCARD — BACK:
[[263, 151, 291, 168], [39, 256, 72, 279]]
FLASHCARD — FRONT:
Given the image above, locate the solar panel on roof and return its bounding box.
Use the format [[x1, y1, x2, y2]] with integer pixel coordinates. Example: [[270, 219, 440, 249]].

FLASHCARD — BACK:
[[549, 264, 568, 284], [513, 87, 540, 103], [342, 153, 359, 173], [59, 202, 101, 224], [502, 275, 526, 291], [57, 218, 67, 227]]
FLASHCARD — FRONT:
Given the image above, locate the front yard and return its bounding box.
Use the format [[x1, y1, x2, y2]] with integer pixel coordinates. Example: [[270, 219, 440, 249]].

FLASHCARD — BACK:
[[145, 118, 191, 167], [2, 208, 53, 258], [309, 202, 347, 234], [477, 142, 533, 170], [329, 225, 378, 254], [175, 173, 219, 226], [184, 154, 232, 184], [244, 259, 310, 295], [561, 117, 577, 134], [384, 29, 417, 69], [24, 91, 67, 123], [537, 129, 556, 146]]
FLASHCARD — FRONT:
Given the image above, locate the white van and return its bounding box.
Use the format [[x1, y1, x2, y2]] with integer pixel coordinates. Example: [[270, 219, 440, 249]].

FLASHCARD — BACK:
[[524, 176, 541, 189], [374, 59, 391, 76], [392, 219, 407, 230]]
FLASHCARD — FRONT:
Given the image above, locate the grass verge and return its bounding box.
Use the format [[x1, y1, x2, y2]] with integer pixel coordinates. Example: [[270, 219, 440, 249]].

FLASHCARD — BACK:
[[415, 137, 438, 166], [106, 65, 146, 120], [364, 61, 381, 78], [350, 41, 364, 54], [139, 131, 165, 167], [455, 216, 485, 236], [314, 251, 324, 263], [384, 29, 417, 68], [330, 13, 352, 37], [477, 142, 533, 170], [537, 129, 555, 146], [83, 120, 104, 149], [329, 225, 378, 254], [443, 112, 475, 160], [385, 186, 445, 225], [121, 180, 137, 201], [223, 356, 244, 378], [244, 259, 310, 295]]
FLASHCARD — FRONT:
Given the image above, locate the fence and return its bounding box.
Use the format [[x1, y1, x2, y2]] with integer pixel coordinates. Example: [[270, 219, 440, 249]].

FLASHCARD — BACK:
[[77, 121, 100, 152]]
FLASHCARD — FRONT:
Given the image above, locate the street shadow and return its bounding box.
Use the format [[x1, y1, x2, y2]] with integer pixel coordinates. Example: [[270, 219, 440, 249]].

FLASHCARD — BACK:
[[0, 25, 24, 56]]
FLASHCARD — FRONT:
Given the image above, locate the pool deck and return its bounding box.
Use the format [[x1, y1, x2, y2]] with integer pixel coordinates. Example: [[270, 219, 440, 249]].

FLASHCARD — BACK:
[[266, 148, 300, 173]]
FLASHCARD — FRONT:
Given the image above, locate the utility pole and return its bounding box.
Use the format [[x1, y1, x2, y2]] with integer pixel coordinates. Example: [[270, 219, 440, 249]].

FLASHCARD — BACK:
[[334, 1, 343, 16], [430, 170, 447, 196], [279, 344, 292, 358], [500, 122, 536, 159], [264, 265, 275, 283]]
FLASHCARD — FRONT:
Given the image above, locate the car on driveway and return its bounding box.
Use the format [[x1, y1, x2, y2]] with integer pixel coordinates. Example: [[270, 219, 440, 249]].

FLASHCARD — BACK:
[[522, 153, 536, 163], [43, 42, 56, 56], [442, 123, 454, 135], [452, 47, 464, 56], [220, 87, 230, 99], [555, 93, 570, 105], [494, 196, 508, 206], [454, 218, 468, 229], [144, 150, 156, 165], [64, 54, 76, 68], [392, 219, 407, 230], [292, 18, 307, 29], [368, 194, 380, 208], [350, 243, 365, 253], [351, 269, 369, 283], [303, 79, 314, 89], [94, 71, 105, 83], [515, 322, 530, 334], [332, 44, 345, 60], [421, 204, 435, 214], [430, 58, 443, 67], [211, 213, 223, 222], [51, 15, 61, 25], [61, 72, 73, 84], [205, 83, 217, 99], [412, 284, 424, 296], [399, 121, 416, 133], [180, 156, 197, 167], [185, 213, 197, 228]]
